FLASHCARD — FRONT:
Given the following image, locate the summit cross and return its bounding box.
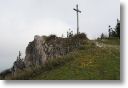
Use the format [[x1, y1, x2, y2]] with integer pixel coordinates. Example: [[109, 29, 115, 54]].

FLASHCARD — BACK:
[[73, 4, 81, 34]]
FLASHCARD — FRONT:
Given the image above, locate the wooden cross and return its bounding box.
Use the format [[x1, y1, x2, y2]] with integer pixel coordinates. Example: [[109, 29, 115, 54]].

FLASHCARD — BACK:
[[73, 4, 81, 34]]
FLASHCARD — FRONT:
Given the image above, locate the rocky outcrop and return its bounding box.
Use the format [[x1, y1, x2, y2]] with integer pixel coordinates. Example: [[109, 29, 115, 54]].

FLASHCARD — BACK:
[[24, 35, 69, 67], [24, 35, 47, 67], [24, 33, 87, 67]]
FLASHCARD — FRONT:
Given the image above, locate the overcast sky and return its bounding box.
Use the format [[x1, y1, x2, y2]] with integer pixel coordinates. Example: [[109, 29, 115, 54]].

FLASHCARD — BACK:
[[0, 0, 120, 72]]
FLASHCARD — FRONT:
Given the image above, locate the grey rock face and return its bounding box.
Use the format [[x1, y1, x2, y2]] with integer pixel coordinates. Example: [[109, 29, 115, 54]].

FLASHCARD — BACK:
[[24, 35, 47, 67], [24, 33, 87, 67], [24, 35, 68, 67]]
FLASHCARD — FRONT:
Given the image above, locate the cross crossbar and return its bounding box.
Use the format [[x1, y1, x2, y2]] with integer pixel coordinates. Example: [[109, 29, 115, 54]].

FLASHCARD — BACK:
[[73, 8, 81, 13]]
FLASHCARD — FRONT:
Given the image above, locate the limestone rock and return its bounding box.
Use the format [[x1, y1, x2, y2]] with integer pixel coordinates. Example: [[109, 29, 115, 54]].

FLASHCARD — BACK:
[[24, 33, 87, 67], [24, 35, 47, 67]]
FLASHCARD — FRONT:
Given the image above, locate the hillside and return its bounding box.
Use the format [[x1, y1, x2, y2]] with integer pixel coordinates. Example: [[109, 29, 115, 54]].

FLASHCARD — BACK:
[[31, 38, 120, 80], [0, 37, 120, 80]]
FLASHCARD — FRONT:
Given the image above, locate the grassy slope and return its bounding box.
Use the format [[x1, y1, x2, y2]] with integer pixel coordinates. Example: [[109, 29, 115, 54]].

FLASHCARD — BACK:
[[32, 39, 120, 80]]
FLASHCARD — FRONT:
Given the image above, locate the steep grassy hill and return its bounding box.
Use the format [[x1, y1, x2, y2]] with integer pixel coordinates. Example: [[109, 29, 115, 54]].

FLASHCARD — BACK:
[[31, 38, 120, 80], [3, 38, 119, 80]]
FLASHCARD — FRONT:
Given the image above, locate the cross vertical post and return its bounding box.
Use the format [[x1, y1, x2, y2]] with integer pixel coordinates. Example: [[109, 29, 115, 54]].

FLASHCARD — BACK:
[[73, 4, 81, 34]]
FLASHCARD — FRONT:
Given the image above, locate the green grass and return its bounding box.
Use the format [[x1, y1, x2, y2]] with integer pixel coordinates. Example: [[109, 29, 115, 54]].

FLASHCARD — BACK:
[[32, 39, 120, 80], [97, 38, 120, 45]]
